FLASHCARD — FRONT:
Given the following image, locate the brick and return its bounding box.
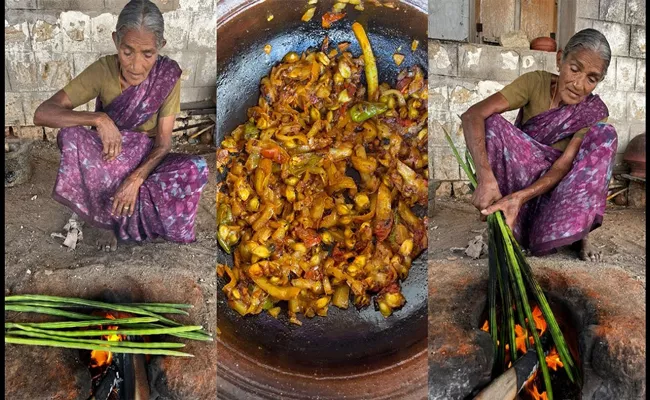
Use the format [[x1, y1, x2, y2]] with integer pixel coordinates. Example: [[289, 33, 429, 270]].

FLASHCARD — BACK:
[[630, 26, 646, 59], [194, 52, 217, 87], [627, 92, 646, 121], [598, 57, 617, 91], [188, 12, 216, 51], [30, 19, 63, 53], [518, 50, 547, 74], [432, 146, 461, 181], [22, 92, 56, 126], [436, 181, 453, 197], [428, 40, 457, 77], [5, 22, 31, 53], [599, 0, 626, 23], [616, 57, 637, 91], [598, 91, 627, 120], [5, 0, 37, 8], [39, 0, 105, 11], [44, 127, 59, 142], [163, 11, 190, 51], [577, 0, 600, 19], [6, 52, 73, 92], [180, 86, 214, 103], [428, 84, 449, 111], [593, 21, 630, 57], [60, 11, 92, 53], [626, 0, 646, 25], [5, 93, 26, 126], [178, 0, 213, 11], [72, 52, 101, 77], [635, 59, 646, 92], [15, 126, 44, 141], [91, 13, 119, 54]]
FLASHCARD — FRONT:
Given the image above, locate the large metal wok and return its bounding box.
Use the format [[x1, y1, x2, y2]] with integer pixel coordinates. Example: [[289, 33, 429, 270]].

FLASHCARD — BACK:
[[216, 1, 428, 398]]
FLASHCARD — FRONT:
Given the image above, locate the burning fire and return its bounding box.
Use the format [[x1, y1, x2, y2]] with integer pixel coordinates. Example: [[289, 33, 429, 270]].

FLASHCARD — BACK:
[[481, 320, 489, 332], [545, 347, 564, 371], [532, 306, 547, 335], [90, 314, 124, 368], [528, 383, 549, 400]]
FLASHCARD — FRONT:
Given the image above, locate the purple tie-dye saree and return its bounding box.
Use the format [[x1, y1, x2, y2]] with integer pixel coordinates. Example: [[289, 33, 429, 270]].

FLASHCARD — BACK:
[[52, 56, 209, 243], [484, 93, 617, 256]]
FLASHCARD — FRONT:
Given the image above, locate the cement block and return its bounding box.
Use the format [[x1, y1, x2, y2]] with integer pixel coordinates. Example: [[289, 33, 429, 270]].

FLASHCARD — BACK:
[[105, 0, 177, 12], [610, 121, 631, 151], [598, 57, 617, 91], [187, 12, 216, 51], [635, 59, 646, 92], [6, 52, 73, 92], [180, 86, 214, 103], [5, 0, 37, 8], [429, 40, 458, 77], [598, 90, 627, 120], [459, 44, 520, 81], [161, 51, 199, 86], [428, 84, 449, 111], [5, 22, 31, 53], [72, 52, 101, 77], [15, 126, 44, 140], [629, 123, 646, 140], [575, 17, 595, 32], [436, 181, 453, 197], [6, 67, 12, 92], [476, 80, 505, 100], [593, 21, 630, 57], [627, 92, 646, 121], [163, 11, 190, 51], [60, 11, 92, 53], [91, 13, 119, 54], [452, 181, 473, 197], [39, 0, 105, 11], [428, 109, 453, 146], [448, 81, 481, 116], [518, 50, 547, 74], [178, 0, 213, 11], [599, 0, 626, 23], [630, 26, 646, 59], [22, 92, 56, 126], [541, 50, 559, 74], [626, 0, 646, 25], [577, 0, 600, 19], [616, 57, 637, 92], [432, 146, 461, 181], [5, 93, 26, 126], [30, 19, 63, 53], [194, 51, 217, 87]]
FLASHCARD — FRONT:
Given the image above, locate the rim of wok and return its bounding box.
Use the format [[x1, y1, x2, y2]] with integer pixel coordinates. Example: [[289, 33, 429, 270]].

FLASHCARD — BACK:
[[216, 1, 428, 396]]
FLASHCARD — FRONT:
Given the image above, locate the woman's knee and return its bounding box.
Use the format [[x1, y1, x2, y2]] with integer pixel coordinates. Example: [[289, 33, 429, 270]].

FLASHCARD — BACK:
[[586, 123, 618, 148]]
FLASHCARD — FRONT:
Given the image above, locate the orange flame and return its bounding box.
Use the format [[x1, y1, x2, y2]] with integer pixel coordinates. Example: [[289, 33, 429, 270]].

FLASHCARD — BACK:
[[545, 347, 564, 371], [89, 314, 124, 368], [481, 320, 489, 333], [532, 306, 547, 336], [515, 324, 530, 354], [528, 383, 549, 400]]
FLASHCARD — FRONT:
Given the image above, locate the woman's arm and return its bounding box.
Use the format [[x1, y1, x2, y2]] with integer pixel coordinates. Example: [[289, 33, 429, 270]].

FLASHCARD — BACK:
[[482, 135, 584, 228], [34, 90, 123, 161], [460, 92, 512, 210], [111, 115, 174, 217]]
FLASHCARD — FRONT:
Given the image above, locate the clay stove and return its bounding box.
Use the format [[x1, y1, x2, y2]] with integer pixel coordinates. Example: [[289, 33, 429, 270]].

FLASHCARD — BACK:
[[428, 260, 646, 400]]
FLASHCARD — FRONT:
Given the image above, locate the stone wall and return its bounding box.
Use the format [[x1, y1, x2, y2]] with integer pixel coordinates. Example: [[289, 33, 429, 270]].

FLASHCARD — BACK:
[[429, 0, 646, 197], [5, 0, 216, 139]]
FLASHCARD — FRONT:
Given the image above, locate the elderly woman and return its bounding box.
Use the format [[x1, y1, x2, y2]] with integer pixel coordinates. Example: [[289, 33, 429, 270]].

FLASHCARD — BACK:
[[461, 29, 616, 261], [34, 0, 209, 250]]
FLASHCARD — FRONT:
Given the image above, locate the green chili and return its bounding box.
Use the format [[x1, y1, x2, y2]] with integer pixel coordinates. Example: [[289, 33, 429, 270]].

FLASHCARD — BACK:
[[349, 102, 388, 123]]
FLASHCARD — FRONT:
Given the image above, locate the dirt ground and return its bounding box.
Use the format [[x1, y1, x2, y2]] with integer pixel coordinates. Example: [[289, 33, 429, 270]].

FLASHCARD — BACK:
[[4, 140, 217, 399], [429, 197, 647, 285]]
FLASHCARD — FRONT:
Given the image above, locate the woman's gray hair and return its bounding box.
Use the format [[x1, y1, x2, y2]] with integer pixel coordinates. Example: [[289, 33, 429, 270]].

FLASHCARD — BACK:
[[562, 28, 612, 75], [115, 0, 165, 48]]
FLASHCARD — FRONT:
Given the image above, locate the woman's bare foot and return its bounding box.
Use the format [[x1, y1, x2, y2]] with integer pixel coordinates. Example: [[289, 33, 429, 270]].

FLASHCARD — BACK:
[[577, 235, 602, 262], [89, 227, 118, 252]]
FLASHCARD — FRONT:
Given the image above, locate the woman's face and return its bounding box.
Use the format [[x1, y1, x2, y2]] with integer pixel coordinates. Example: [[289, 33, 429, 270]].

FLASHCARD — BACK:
[[112, 29, 162, 87], [555, 48, 606, 105]]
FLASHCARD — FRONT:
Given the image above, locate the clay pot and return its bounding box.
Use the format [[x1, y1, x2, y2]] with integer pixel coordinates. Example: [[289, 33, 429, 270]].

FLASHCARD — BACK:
[[530, 37, 557, 52], [623, 133, 646, 178]]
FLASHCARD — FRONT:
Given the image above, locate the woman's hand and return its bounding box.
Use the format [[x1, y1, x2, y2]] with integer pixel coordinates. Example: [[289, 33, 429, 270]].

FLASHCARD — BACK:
[[96, 113, 122, 161], [111, 174, 144, 217], [472, 176, 503, 211], [480, 192, 524, 229]]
